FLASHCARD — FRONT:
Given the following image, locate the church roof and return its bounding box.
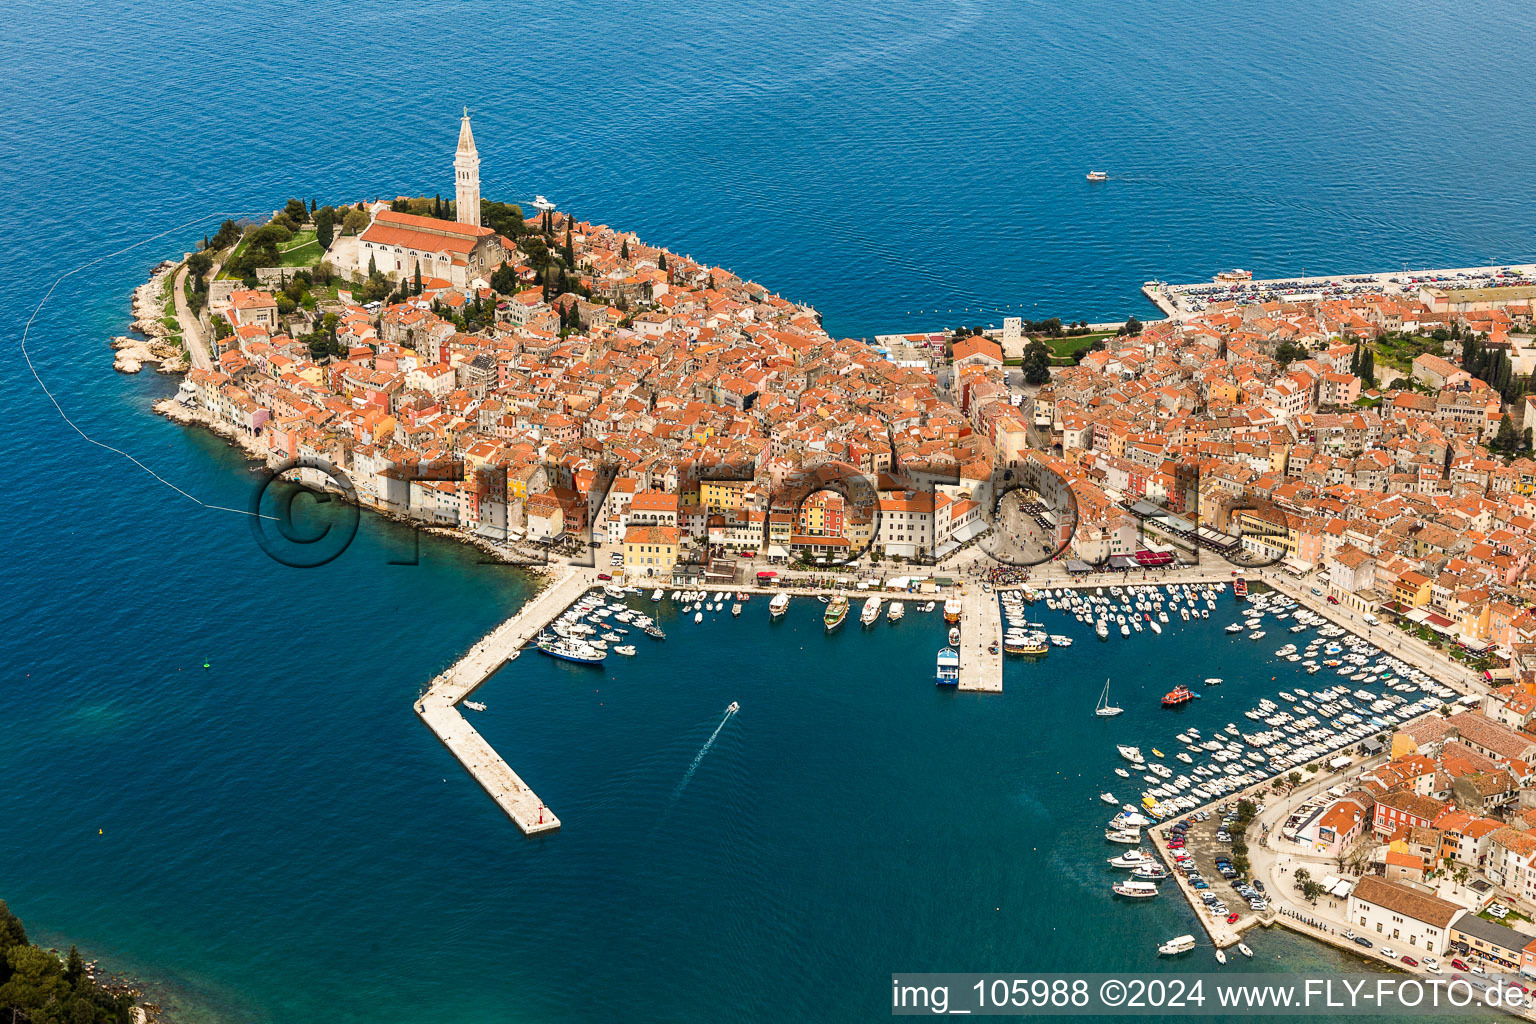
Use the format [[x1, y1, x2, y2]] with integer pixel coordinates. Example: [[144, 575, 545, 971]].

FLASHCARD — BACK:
[[360, 209, 493, 255]]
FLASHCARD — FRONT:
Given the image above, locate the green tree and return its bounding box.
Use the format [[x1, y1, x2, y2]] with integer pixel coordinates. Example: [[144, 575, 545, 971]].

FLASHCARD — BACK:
[[1021, 338, 1052, 385], [1117, 315, 1143, 337], [620, 237, 630, 260], [186, 250, 213, 286], [1360, 347, 1375, 385], [367, 253, 377, 277], [480, 200, 525, 238], [1302, 880, 1323, 901], [341, 208, 370, 235], [314, 205, 335, 251], [210, 219, 242, 251], [413, 263, 422, 296], [658, 252, 667, 271], [283, 198, 308, 223], [1494, 413, 1519, 453], [490, 264, 516, 294], [1525, 427, 1532, 451]]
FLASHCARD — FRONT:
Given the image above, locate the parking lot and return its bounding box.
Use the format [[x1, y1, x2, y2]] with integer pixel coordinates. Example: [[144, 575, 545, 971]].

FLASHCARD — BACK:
[[1155, 803, 1272, 948]]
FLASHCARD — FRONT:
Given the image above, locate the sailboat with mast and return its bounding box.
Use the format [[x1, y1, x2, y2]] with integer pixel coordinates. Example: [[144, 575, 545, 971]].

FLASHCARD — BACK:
[[1095, 677, 1124, 717]]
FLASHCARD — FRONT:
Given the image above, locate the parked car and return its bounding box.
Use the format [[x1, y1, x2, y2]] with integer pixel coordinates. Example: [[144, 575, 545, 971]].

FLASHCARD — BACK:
[[1353, 937, 1373, 948], [1422, 957, 1440, 973], [1451, 959, 1468, 971], [1401, 956, 1418, 967], [1381, 947, 1397, 959], [596, 573, 613, 581], [1327, 596, 1339, 604]]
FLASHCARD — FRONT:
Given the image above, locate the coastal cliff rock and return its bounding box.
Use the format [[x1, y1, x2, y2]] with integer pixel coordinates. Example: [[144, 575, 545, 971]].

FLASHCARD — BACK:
[[111, 331, 184, 375], [117, 260, 188, 373]]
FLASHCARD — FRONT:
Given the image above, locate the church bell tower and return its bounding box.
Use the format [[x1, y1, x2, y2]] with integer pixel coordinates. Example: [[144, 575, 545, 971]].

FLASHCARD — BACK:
[[455, 108, 481, 227]]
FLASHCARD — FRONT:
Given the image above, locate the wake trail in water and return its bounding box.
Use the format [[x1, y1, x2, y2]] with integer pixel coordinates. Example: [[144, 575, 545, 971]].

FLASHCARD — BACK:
[[671, 705, 738, 802]]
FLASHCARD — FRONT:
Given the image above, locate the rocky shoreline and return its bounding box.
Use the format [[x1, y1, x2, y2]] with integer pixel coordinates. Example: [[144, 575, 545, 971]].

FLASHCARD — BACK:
[[117, 260, 187, 374]]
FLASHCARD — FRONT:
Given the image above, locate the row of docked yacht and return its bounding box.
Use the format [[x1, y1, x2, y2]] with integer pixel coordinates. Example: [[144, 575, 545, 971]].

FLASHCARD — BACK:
[[1104, 810, 1168, 897], [1031, 582, 1224, 641], [1000, 589, 1074, 655], [538, 590, 669, 663], [1121, 687, 1452, 820], [1103, 591, 1458, 817]]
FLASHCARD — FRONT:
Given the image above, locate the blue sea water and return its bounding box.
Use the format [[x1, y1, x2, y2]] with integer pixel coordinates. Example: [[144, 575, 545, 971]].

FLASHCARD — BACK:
[[4, 0, 1536, 1019]]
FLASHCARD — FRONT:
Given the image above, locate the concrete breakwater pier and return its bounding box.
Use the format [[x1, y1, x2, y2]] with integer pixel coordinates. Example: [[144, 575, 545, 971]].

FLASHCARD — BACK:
[[415, 567, 592, 835]]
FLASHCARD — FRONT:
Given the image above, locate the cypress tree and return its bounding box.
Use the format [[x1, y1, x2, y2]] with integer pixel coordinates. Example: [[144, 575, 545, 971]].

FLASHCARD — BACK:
[[1495, 413, 1518, 452], [620, 238, 629, 260], [413, 263, 422, 295]]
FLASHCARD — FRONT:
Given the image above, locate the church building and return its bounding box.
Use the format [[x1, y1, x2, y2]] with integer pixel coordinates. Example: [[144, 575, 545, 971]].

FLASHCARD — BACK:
[[354, 110, 505, 290]]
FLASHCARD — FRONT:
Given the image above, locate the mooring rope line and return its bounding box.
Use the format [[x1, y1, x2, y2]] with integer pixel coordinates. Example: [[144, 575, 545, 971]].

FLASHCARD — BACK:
[[18, 213, 280, 520]]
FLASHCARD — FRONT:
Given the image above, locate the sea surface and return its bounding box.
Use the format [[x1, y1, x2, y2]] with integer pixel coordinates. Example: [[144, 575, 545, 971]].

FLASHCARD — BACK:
[[4, 0, 1535, 1020]]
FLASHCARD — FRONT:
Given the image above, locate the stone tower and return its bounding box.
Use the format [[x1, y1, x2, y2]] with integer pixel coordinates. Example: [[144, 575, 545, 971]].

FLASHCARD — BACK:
[[455, 108, 481, 228]]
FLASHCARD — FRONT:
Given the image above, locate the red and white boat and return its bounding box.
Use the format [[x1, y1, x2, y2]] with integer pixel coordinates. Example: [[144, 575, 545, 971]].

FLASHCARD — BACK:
[[1162, 685, 1197, 708]]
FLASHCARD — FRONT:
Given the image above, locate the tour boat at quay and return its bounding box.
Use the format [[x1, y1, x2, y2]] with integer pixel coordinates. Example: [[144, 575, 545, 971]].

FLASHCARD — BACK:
[[1112, 880, 1158, 899], [943, 597, 962, 623], [860, 596, 881, 626], [824, 596, 849, 631], [935, 647, 959, 686], [769, 593, 789, 618], [536, 636, 606, 664]]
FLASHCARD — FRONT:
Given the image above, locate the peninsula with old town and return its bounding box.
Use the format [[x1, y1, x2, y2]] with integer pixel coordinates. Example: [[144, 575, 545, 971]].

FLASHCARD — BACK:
[[117, 113, 1536, 990]]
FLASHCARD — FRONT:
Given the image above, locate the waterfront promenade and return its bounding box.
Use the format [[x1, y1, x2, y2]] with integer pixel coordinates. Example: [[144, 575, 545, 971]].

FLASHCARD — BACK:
[[415, 566, 593, 835]]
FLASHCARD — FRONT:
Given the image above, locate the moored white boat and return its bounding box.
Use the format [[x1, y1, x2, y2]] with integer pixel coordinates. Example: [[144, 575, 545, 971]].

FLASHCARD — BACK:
[[1158, 935, 1196, 956], [860, 596, 881, 626]]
